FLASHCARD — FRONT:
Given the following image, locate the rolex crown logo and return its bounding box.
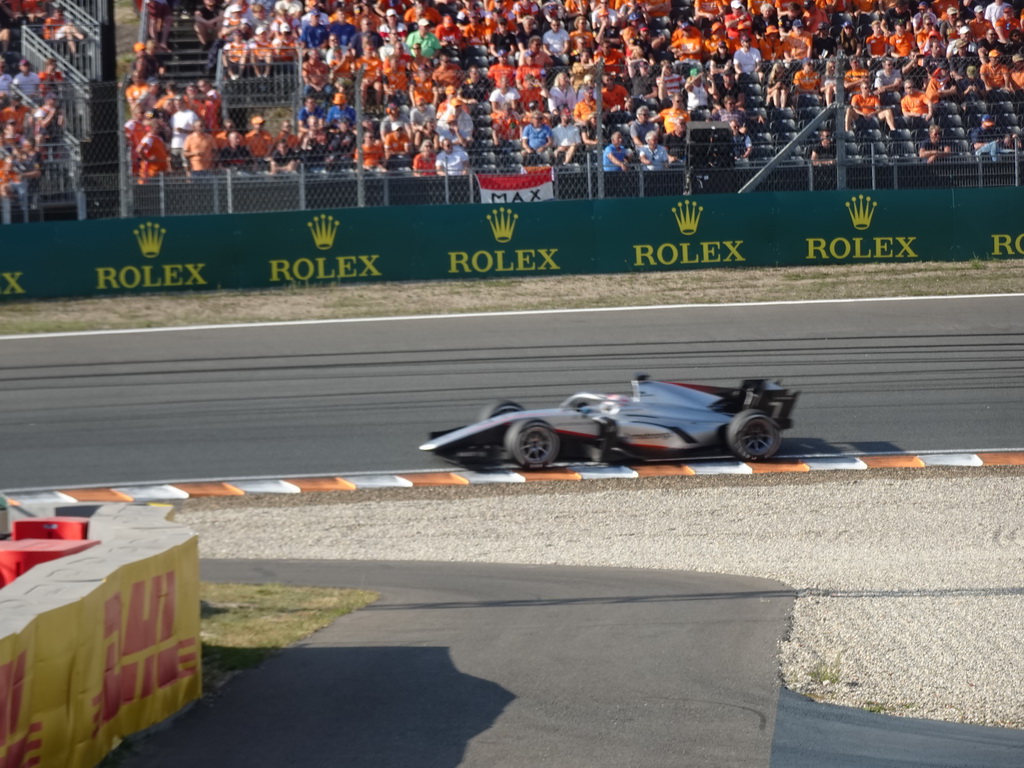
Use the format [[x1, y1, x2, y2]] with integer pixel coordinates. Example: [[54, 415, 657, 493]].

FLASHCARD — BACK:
[[307, 214, 341, 251], [133, 221, 166, 259], [845, 194, 877, 231], [671, 200, 703, 236], [486, 207, 518, 243]]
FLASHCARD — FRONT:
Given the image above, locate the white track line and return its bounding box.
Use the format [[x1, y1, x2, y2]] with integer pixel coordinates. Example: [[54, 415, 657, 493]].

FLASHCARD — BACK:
[[2, 293, 1022, 341]]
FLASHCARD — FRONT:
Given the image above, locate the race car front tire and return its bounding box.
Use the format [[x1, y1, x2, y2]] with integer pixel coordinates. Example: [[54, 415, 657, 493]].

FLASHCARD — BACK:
[[504, 420, 561, 469], [725, 410, 782, 461]]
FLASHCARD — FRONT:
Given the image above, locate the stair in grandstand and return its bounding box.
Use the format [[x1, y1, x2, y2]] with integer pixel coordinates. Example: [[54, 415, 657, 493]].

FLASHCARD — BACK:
[[162, 12, 210, 84]]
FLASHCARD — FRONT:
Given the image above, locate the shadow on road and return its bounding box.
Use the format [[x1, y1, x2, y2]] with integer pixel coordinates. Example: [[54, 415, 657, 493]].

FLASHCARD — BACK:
[[120, 646, 515, 768], [771, 689, 1024, 768]]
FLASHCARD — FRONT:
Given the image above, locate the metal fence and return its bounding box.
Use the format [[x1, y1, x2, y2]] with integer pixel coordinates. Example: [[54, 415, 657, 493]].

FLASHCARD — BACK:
[[4, 54, 1024, 223]]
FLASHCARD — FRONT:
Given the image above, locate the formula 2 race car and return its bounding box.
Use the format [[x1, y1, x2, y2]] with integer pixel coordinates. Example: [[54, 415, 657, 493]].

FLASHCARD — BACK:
[[420, 374, 799, 469]]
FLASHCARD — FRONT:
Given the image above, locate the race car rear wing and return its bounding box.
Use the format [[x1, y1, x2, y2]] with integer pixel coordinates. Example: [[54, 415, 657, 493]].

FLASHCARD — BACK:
[[738, 379, 798, 429]]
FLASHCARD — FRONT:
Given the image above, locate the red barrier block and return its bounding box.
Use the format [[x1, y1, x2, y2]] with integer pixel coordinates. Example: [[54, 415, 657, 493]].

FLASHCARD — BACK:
[[11, 516, 91, 541], [0, 539, 100, 587]]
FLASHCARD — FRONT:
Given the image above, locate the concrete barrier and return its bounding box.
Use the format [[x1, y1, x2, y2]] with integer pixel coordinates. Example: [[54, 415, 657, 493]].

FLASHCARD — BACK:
[[0, 503, 201, 768]]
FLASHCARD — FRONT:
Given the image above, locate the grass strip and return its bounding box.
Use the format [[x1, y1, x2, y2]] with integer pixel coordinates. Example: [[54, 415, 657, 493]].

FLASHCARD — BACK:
[[199, 581, 378, 692]]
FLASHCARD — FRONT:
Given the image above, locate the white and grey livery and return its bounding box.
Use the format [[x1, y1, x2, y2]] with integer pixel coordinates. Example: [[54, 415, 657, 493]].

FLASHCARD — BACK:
[[420, 374, 799, 469]]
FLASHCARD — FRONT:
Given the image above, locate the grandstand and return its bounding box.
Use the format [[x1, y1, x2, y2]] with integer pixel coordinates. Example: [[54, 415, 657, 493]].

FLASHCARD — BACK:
[[2, 0, 1023, 223]]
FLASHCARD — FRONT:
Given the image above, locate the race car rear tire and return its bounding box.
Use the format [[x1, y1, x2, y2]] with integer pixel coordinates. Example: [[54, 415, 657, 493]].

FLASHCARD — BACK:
[[504, 420, 561, 469], [478, 400, 524, 422], [725, 410, 782, 461]]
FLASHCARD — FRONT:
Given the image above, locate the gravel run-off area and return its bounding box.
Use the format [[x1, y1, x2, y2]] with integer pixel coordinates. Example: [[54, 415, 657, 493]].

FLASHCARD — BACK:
[[177, 469, 1024, 729]]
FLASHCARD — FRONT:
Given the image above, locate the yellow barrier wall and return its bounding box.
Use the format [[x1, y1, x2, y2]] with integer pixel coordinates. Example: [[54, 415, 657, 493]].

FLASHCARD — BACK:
[[0, 505, 201, 768]]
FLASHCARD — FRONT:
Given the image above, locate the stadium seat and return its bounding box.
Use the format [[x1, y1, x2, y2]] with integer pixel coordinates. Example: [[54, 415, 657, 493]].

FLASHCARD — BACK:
[[860, 140, 888, 160], [891, 140, 917, 159], [951, 139, 972, 156], [798, 106, 823, 125], [747, 107, 768, 124]]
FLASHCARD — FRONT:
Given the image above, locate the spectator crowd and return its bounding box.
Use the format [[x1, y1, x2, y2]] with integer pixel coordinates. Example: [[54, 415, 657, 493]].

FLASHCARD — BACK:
[[0, 53, 66, 206], [121, 0, 1024, 181]]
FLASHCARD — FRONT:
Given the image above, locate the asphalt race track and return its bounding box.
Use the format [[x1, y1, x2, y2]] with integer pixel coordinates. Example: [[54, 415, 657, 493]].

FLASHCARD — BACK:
[[120, 560, 794, 768], [2, 295, 1023, 489], [3, 295, 1024, 766]]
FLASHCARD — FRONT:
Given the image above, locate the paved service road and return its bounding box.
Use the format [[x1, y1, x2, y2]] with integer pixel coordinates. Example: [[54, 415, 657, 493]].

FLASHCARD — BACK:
[[118, 560, 794, 768], [1, 296, 1023, 489]]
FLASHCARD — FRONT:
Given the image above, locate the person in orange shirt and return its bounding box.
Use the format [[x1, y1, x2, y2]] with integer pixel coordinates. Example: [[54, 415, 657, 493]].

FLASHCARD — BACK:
[[245, 115, 275, 164], [864, 19, 891, 57], [757, 25, 786, 60], [844, 57, 870, 90], [383, 125, 412, 168], [672, 18, 706, 62], [569, 16, 596, 56], [573, 86, 598, 124], [361, 124, 385, 170], [1008, 52, 1024, 93], [411, 140, 436, 174], [403, 0, 442, 26], [459, 11, 489, 46], [915, 19, 943, 53], [923, 65, 957, 110], [966, 5, 990, 40], [899, 80, 929, 132], [273, 25, 300, 62], [656, 92, 691, 132], [845, 80, 895, 132], [601, 71, 630, 113], [38, 57, 64, 95], [884, 18, 917, 56], [693, 0, 725, 32], [980, 49, 1011, 96], [222, 30, 249, 79], [791, 58, 822, 105], [435, 13, 464, 50], [359, 49, 385, 111], [136, 120, 170, 181], [704, 22, 734, 58], [123, 104, 149, 176], [596, 38, 626, 77], [490, 99, 521, 151], [214, 118, 238, 149], [302, 47, 331, 98], [274, 118, 301, 150], [991, 4, 1016, 43], [782, 18, 811, 59], [248, 25, 276, 77], [124, 73, 150, 106]]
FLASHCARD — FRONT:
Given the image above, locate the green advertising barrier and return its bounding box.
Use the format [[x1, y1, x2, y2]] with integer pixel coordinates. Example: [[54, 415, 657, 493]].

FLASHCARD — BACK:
[[2, 187, 1023, 300]]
